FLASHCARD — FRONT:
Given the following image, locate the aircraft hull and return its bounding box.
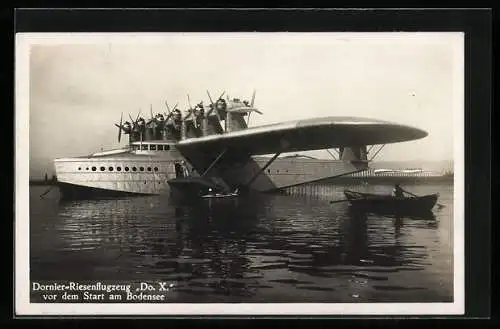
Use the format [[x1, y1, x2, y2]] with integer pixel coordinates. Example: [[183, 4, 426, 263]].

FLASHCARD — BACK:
[[53, 152, 367, 199]]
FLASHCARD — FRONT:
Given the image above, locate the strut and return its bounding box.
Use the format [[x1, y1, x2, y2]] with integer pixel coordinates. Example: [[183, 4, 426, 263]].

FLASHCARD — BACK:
[[245, 152, 282, 188], [369, 144, 386, 161], [201, 149, 227, 177]]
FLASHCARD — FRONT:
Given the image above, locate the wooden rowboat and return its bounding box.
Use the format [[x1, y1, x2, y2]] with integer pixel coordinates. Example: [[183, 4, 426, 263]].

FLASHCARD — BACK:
[[201, 192, 239, 199], [343, 189, 439, 215]]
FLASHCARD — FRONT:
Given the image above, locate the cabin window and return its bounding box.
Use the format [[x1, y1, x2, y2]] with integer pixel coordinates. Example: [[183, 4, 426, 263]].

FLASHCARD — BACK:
[[109, 166, 113, 171], [140, 167, 144, 171], [125, 167, 129, 171], [164, 145, 170, 151], [150, 145, 157, 151], [92, 166, 96, 171], [132, 167, 137, 171], [157, 145, 164, 151], [100, 166, 105, 171], [141, 145, 148, 150], [154, 167, 158, 172], [117, 167, 121, 171]]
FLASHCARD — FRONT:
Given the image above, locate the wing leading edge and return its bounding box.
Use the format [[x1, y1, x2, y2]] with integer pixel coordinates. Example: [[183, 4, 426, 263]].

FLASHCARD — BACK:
[[176, 116, 428, 156]]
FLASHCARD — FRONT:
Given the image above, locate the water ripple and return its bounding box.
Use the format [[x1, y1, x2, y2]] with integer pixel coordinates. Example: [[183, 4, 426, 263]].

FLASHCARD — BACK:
[[30, 184, 454, 302]]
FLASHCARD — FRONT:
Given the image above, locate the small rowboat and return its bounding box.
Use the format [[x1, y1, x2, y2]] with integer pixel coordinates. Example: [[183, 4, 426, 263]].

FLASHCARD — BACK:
[[201, 192, 239, 199], [343, 189, 438, 215]]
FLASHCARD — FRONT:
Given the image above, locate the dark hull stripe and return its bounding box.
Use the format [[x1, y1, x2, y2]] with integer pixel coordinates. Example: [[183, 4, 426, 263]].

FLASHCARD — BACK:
[[57, 182, 155, 200]]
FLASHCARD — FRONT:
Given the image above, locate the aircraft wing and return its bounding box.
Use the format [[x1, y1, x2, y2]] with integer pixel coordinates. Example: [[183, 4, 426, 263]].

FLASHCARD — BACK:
[[175, 116, 427, 173], [176, 116, 427, 155]]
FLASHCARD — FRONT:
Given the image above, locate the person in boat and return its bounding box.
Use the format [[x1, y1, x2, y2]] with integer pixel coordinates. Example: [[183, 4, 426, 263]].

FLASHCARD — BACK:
[[392, 184, 406, 198]]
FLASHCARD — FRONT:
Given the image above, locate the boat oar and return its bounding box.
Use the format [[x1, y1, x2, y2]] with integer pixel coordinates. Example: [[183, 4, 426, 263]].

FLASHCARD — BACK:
[[329, 199, 352, 204], [39, 186, 53, 198], [403, 190, 445, 209]]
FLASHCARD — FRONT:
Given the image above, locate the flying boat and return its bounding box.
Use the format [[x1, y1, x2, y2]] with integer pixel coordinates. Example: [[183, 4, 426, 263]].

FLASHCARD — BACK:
[[53, 90, 428, 199]]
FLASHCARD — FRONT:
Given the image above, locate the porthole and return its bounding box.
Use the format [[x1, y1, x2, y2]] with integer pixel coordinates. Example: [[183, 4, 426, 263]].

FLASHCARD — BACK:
[[100, 166, 105, 171], [144, 181, 147, 184], [140, 167, 144, 171], [78, 167, 81, 170], [117, 167, 121, 171], [132, 167, 137, 171], [86, 167, 89, 170], [147, 167, 152, 172], [154, 167, 158, 172], [92, 166, 97, 171], [109, 166, 113, 171], [125, 167, 129, 172], [267, 169, 270, 173]]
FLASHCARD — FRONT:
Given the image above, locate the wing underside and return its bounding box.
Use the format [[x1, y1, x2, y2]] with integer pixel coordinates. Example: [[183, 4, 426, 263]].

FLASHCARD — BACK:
[[177, 116, 428, 155], [175, 116, 427, 173]]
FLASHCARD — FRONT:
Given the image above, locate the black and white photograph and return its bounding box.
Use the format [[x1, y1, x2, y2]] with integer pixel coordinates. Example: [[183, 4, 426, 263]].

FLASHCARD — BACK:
[[16, 31, 464, 315]]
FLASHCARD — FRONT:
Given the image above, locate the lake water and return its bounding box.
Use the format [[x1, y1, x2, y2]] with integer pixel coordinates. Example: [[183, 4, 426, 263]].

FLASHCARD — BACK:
[[29, 183, 454, 303]]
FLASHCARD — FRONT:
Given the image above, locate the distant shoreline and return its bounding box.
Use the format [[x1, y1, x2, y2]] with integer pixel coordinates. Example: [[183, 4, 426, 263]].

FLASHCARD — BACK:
[[319, 175, 454, 185]]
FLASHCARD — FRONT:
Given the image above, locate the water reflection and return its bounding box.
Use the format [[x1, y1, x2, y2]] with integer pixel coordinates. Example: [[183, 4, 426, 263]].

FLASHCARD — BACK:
[[30, 185, 453, 302]]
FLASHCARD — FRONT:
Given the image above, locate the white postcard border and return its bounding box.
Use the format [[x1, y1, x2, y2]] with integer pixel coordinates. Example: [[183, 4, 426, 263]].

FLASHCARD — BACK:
[[15, 32, 465, 316]]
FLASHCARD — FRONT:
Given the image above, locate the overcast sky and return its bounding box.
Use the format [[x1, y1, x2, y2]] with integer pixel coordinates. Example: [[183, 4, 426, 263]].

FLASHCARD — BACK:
[[22, 32, 463, 178]]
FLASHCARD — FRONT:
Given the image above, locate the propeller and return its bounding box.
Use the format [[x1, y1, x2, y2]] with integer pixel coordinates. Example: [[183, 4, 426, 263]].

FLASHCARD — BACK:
[[164, 101, 178, 123], [115, 112, 123, 143], [194, 101, 205, 126], [246, 89, 258, 125], [129, 110, 142, 131], [239, 89, 262, 115], [147, 104, 156, 126], [114, 114, 132, 143], [184, 94, 198, 128], [206, 90, 225, 123]]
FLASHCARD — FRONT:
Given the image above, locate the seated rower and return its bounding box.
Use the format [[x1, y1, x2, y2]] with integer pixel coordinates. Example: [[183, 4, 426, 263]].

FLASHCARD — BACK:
[[392, 184, 405, 198]]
